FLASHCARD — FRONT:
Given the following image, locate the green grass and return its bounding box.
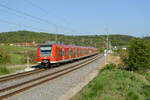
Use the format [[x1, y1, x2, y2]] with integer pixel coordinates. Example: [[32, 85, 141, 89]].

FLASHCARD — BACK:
[[0, 45, 36, 65], [0, 45, 36, 52], [10, 53, 22, 65], [0, 66, 10, 75], [72, 69, 150, 100], [0, 65, 25, 75]]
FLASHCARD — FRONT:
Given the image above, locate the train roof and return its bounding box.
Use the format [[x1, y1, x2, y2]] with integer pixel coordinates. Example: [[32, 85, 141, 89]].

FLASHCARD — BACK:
[[53, 44, 96, 49], [39, 43, 96, 49]]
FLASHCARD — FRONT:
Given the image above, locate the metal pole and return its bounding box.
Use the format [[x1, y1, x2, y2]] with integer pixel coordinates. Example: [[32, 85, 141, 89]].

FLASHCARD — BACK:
[[105, 26, 109, 65], [27, 56, 29, 68], [56, 25, 58, 43]]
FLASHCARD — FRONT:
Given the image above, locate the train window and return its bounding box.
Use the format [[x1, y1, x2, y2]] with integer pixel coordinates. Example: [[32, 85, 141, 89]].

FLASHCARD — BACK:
[[56, 47, 58, 55], [81, 49, 83, 55], [67, 48, 69, 57], [79, 49, 81, 55], [77, 48, 79, 56], [73, 49, 75, 56], [68, 48, 70, 57], [83, 49, 85, 55], [69, 48, 72, 57], [58, 48, 62, 57], [40, 45, 51, 57], [86, 49, 88, 54], [74, 49, 75, 56], [76, 48, 77, 56], [75, 48, 77, 56], [62, 48, 66, 56], [72, 49, 74, 56]]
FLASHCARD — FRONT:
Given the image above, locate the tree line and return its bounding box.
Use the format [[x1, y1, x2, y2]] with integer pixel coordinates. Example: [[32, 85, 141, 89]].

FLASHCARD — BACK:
[[0, 30, 134, 48]]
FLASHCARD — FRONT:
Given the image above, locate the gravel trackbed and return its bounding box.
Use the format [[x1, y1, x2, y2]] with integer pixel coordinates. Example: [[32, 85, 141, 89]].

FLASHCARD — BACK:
[[6, 56, 104, 100]]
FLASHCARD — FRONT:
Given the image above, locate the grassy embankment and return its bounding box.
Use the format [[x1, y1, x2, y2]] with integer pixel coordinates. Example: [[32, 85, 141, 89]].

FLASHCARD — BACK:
[[0, 45, 36, 75], [0, 45, 36, 65], [72, 54, 150, 100]]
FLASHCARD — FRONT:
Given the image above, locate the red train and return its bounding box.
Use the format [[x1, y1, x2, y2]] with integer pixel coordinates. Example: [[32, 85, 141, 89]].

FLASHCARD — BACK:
[[37, 44, 98, 67]]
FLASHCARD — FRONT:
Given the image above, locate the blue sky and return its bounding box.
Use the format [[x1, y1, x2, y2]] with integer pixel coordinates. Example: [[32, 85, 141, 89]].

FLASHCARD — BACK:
[[0, 0, 149, 36]]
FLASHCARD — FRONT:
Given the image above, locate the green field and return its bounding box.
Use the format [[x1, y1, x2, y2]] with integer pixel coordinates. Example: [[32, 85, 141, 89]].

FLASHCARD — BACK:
[[0, 66, 25, 75], [72, 69, 150, 100], [0, 45, 36, 65]]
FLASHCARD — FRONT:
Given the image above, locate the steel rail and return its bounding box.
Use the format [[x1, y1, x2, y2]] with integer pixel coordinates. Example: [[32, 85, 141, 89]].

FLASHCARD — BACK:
[[0, 68, 46, 83], [0, 54, 98, 83], [0, 54, 100, 93], [0, 54, 102, 100]]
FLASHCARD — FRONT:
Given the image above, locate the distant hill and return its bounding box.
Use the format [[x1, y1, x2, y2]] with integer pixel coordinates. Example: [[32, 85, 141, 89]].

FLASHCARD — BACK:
[[0, 30, 135, 48]]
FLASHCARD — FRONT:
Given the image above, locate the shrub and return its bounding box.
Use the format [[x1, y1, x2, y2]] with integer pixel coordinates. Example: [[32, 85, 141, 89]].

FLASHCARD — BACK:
[[22, 50, 37, 64], [101, 63, 116, 71], [0, 66, 10, 74], [141, 85, 150, 99], [0, 48, 11, 64], [126, 91, 140, 100], [123, 39, 150, 73], [145, 72, 150, 83]]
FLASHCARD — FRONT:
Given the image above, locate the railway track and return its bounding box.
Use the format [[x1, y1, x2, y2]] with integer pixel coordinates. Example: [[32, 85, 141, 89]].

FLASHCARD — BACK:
[[0, 54, 102, 100], [0, 68, 46, 83], [0, 55, 96, 83]]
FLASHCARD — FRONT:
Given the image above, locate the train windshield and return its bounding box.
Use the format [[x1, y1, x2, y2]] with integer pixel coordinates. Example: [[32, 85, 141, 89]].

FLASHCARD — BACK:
[[40, 45, 52, 57]]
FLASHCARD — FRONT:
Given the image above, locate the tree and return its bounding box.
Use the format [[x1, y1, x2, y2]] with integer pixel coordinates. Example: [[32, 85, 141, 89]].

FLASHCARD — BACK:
[[0, 48, 11, 64], [126, 38, 150, 73]]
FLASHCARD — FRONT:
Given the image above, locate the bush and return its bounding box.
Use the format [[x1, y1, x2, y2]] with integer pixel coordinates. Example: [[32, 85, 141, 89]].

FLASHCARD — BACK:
[[145, 72, 150, 83], [0, 66, 10, 74], [0, 48, 11, 64], [22, 50, 37, 64], [123, 39, 150, 73], [101, 63, 116, 71], [126, 91, 140, 100], [141, 85, 150, 99]]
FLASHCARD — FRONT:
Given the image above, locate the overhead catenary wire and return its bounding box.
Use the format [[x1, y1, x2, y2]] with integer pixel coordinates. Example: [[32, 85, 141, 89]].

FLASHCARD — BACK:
[[0, 2, 57, 26], [22, 0, 72, 27], [0, 8, 49, 27], [0, 19, 50, 32], [0, 2, 79, 34], [0, 1, 84, 36], [21, 0, 79, 34]]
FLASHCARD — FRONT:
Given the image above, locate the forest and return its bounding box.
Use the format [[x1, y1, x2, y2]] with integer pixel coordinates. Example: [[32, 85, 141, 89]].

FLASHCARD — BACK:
[[0, 30, 135, 48]]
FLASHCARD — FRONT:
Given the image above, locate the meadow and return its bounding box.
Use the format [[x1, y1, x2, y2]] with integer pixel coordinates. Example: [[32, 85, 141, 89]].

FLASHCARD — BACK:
[[72, 65, 150, 100], [0, 45, 36, 65], [0, 45, 36, 75]]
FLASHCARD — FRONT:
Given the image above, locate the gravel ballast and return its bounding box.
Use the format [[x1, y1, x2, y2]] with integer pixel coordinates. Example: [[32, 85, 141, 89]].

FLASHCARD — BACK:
[[6, 56, 104, 100]]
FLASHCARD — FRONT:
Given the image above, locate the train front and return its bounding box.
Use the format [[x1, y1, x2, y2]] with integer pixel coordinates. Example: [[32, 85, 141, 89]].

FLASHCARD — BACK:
[[37, 45, 52, 67]]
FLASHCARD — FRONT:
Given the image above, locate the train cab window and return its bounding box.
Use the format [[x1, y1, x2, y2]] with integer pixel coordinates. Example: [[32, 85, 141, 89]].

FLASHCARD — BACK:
[[40, 45, 52, 57]]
